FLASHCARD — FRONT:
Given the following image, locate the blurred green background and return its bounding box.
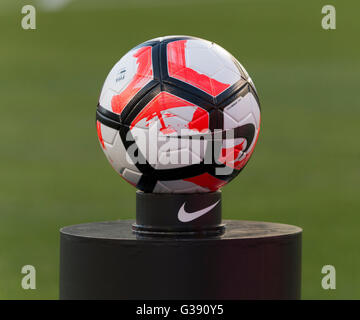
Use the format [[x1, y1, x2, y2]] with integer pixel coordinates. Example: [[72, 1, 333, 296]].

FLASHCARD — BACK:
[[0, 0, 359, 299]]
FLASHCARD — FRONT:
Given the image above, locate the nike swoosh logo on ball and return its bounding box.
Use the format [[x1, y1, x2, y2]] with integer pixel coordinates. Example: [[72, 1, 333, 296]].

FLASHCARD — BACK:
[[178, 200, 220, 223]]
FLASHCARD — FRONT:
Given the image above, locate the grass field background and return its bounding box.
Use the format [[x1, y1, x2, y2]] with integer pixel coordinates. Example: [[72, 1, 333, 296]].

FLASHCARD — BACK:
[[1, 0, 359, 299]]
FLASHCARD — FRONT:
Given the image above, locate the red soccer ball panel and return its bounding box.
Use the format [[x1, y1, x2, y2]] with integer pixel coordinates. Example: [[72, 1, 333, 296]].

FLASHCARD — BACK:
[[167, 39, 242, 97], [130, 91, 210, 134]]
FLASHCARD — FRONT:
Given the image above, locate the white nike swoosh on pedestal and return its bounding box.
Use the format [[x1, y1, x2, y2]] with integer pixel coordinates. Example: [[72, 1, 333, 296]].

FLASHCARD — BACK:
[[177, 200, 220, 223]]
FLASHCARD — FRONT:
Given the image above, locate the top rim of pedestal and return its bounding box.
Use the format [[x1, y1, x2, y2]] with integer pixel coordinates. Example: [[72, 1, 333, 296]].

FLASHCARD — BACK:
[[60, 220, 302, 243]]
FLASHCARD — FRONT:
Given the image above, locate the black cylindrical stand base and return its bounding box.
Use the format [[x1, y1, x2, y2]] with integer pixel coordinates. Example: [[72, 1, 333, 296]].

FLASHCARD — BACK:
[[134, 191, 224, 236], [60, 220, 302, 300]]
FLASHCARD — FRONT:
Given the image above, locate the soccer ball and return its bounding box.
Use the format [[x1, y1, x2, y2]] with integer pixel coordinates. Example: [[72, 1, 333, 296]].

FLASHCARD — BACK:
[[96, 36, 260, 193]]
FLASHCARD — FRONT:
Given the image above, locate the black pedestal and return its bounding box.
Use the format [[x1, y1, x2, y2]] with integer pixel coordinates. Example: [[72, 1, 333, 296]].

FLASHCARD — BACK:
[[59, 220, 302, 300]]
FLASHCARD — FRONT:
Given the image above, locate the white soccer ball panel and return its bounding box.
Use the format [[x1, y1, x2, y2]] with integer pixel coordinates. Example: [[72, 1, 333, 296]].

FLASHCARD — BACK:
[[186, 47, 223, 77], [211, 68, 242, 88], [155, 144, 202, 170], [223, 92, 260, 129], [99, 46, 153, 113], [101, 127, 140, 174], [212, 43, 242, 77], [185, 38, 212, 50], [99, 123, 117, 145], [121, 168, 142, 186], [99, 51, 137, 111]]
